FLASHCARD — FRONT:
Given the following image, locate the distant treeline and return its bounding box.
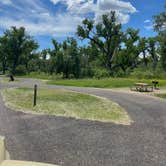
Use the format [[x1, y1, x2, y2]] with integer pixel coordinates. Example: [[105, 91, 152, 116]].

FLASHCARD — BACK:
[[0, 6, 166, 79]]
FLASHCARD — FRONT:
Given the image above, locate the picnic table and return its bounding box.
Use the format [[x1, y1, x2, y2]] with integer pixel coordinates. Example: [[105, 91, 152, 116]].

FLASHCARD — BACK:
[[130, 82, 153, 92]]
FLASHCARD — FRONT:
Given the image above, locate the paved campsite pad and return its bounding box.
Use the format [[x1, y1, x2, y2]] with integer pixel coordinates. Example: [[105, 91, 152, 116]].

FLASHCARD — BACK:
[[0, 78, 166, 166]]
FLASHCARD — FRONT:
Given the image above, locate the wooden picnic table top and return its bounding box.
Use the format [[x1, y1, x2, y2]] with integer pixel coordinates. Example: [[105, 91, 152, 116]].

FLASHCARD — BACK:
[[134, 83, 150, 86]]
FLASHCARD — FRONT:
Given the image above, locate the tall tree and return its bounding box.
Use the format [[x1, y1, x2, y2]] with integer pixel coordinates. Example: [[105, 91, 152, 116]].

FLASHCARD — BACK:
[[154, 5, 166, 70], [147, 37, 158, 70], [124, 28, 140, 69], [138, 37, 148, 67], [77, 11, 123, 70], [0, 36, 8, 74], [4, 26, 38, 74], [62, 37, 80, 78], [114, 28, 140, 72]]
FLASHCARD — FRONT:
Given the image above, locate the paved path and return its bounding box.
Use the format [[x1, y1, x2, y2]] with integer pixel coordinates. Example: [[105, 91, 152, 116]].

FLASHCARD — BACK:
[[0, 78, 166, 166]]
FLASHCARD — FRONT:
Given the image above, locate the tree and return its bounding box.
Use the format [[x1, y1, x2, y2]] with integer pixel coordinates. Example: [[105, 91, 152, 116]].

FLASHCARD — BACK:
[[138, 37, 148, 67], [77, 11, 123, 70], [114, 28, 140, 73], [3, 26, 38, 75], [147, 37, 158, 70], [48, 40, 61, 74], [154, 5, 166, 70], [62, 37, 80, 78], [0, 36, 9, 74], [154, 5, 166, 32], [124, 28, 140, 69]]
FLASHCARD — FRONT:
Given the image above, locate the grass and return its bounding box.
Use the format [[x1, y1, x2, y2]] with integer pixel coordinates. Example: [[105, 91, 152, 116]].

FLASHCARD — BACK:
[[17, 72, 61, 80], [47, 78, 166, 89], [155, 94, 166, 99], [0, 76, 19, 83], [18, 72, 166, 89], [1, 87, 132, 124]]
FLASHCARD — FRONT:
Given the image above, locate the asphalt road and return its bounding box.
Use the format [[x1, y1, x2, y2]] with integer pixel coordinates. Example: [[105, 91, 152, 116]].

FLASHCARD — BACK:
[[0, 78, 166, 166]]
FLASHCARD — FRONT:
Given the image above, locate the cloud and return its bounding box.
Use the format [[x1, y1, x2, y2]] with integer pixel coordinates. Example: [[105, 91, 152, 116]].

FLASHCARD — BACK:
[[144, 25, 153, 30], [0, 0, 12, 5], [0, 0, 136, 37], [97, 0, 136, 13], [144, 19, 153, 30], [49, 0, 61, 5], [0, 14, 82, 37], [49, 0, 136, 24], [144, 20, 151, 23]]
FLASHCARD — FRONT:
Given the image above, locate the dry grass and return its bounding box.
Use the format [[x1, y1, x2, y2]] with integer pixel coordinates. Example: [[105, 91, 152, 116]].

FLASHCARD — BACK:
[[1, 88, 132, 125]]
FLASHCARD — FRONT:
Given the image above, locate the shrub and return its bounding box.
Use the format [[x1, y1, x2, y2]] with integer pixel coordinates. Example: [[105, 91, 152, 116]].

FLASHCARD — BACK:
[[93, 68, 110, 79], [15, 65, 27, 75], [80, 68, 94, 78], [130, 68, 166, 79]]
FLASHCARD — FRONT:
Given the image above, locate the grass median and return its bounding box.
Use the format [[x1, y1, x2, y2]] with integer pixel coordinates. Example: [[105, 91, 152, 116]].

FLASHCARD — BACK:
[[1, 87, 132, 125]]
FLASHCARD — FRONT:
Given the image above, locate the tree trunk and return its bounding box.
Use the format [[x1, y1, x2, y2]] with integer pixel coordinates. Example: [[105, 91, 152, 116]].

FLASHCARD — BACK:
[[2, 61, 6, 75], [143, 51, 147, 67]]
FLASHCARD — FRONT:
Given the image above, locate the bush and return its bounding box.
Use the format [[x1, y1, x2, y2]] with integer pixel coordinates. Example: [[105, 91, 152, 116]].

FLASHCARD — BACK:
[[26, 72, 63, 80], [80, 68, 94, 78], [15, 65, 27, 75], [93, 68, 110, 79], [130, 68, 166, 79]]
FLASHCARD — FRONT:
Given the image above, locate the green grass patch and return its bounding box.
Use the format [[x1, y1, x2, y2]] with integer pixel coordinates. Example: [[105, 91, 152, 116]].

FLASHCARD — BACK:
[[1, 88, 132, 124], [18, 72, 62, 80], [47, 78, 166, 88], [155, 94, 166, 99], [0, 76, 19, 83]]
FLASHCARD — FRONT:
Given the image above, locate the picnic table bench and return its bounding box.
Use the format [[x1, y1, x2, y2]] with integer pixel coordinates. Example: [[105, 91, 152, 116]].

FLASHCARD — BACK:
[[130, 82, 153, 92]]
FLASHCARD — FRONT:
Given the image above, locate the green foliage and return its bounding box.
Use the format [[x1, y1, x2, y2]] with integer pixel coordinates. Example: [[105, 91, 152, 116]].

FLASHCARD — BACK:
[[93, 68, 110, 79], [130, 68, 166, 79], [0, 9, 166, 79], [0, 26, 38, 75], [154, 5, 166, 71], [159, 33, 166, 70], [15, 65, 27, 75], [20, 72, 63, 80], [77, 11, 123, 70], [138, 37, 148, 66]]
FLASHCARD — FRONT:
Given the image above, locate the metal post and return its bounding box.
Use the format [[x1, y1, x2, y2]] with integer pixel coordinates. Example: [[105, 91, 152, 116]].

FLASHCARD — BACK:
[[34, 84, 37, 107]]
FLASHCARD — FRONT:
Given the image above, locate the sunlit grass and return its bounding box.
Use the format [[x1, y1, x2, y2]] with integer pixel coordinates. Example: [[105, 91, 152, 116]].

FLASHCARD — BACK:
[[47, 78, 166, 88], [1, 88, 132, 124], [155, 93, 166, 99], [0, 76, 19, 83]]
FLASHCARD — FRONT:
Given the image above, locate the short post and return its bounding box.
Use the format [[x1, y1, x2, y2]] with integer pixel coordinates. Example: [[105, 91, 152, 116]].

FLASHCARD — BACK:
[[9, 75, 14, 82], [34, 84, 37, 107]]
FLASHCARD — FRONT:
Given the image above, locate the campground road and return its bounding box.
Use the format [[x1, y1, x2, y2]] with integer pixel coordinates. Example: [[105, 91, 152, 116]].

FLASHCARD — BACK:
[[0, 78, 166, 166]]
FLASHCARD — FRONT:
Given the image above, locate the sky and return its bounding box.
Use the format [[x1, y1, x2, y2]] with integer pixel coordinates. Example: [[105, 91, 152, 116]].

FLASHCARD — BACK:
[[0, 0, 165, 50]]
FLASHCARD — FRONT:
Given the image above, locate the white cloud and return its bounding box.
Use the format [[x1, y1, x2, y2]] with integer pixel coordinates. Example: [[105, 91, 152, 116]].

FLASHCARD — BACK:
[[144, 25, 153, 30], [144, 19, 153, 30], [49, 0, 136, 24], [0, 0, 12, 5], [0, 14, 82, 37], [144, 20, 151, 23], [49, 0, 61, 5], [0, 0, 136, 37], [97, 0, 136, 13]]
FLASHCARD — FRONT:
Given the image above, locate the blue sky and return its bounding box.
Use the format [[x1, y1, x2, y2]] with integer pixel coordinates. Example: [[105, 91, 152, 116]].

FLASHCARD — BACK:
[[0, 0, 165, 50]]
